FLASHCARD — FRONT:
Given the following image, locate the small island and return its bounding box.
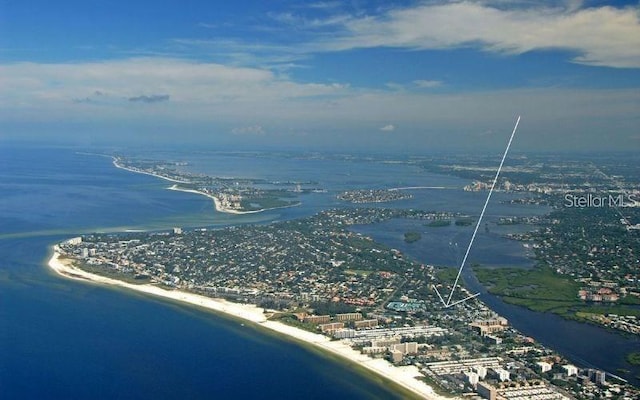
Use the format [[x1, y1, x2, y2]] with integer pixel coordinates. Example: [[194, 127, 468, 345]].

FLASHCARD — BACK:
[[425, 219, 451, 228], [404, 231, 422, 243], [455, 218, 475, 226]]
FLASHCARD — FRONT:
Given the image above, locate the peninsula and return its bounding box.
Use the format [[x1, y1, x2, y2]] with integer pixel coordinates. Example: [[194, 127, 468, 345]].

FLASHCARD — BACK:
[[112, 156, 301, 214]]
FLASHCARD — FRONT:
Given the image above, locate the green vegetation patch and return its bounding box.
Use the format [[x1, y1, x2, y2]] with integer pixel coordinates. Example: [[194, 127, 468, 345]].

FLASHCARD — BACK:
[[626, 352, 640, 366], [425, 219, 451, 227], [435, 267, 460, 284], [404, 231, 422, 243], [310, 301, 357, 316], [74, 261, 152, 285], [344, 269, 373, 277], [268, 313, 318, 333], [473, 266, 581, 313], [454, 218, 474, 226], [240, 196, 299, 211], [475, 266, 640, 320], [577, 306, 640, 318]]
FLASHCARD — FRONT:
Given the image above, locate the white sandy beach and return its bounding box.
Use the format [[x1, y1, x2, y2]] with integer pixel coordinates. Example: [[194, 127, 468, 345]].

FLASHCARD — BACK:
[[167, 184, 259, 215], [112, 157, 248, 215], [48, 247, 444, 399], [111, 157, 191, 184], [167, 185, 302, 215]]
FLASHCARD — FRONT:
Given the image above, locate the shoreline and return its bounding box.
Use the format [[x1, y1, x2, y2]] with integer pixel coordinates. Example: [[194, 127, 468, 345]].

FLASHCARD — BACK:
[[112, 156, 300, 216], [47, 247, 444, 400], [111, 157, 191, 184], [167, 185, 260, 215], [168, 184, 302, 215]]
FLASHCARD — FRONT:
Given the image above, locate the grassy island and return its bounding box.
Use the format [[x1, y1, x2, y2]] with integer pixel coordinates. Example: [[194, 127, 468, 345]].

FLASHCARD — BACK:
[[454, 218, 474, 226], [626, 352, 640, 366], [425, 220, 451, 227], [404, 231, 422, 243]]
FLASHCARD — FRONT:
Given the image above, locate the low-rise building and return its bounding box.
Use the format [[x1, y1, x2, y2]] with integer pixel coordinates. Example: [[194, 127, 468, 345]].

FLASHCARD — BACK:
[[333, 329, 355, 339], [304, 315, 331, 324], [319, 322, 344, 333], [354, 319, 378, 329], [335, 312, 363, 322], [470, 317, 508, 335]]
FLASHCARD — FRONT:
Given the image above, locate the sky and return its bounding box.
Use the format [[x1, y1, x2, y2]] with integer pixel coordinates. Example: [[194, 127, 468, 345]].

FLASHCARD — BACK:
[[1, 0, 639, 152]]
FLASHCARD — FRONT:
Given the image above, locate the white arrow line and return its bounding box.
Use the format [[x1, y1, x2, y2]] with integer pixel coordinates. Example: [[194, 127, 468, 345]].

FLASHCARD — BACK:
[[439, 116, 521, 308], [433, 285, 448, 306], [447, 292, 482, 308]]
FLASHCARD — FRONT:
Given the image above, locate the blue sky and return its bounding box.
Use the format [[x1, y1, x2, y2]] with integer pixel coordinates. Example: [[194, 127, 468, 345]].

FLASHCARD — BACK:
[[1, 0, 639, 152]]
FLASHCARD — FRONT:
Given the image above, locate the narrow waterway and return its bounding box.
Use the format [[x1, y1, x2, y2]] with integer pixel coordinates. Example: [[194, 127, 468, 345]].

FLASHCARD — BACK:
[[351, 216, 640, 386], [461, 268, 640, 385]]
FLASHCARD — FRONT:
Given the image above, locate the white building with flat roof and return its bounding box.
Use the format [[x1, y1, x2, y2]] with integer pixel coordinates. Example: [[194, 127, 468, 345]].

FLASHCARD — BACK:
[[492, 368, 510, 382], [562, 364, 577, 376], [536, 361, 553, 373], [464, 371, 479, 387], [392, 342, 418, 355], [473, 365, 487, 379], [65, 237, 82, 245], [333, 329, 355, 339]]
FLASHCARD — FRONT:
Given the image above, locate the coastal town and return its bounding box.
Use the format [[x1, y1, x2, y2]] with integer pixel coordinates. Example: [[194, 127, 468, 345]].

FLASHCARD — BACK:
[[9, 0, 640, 398], [429, 154, 640, 339], [54, 203, 639, 399], [337, 189, 414, 204], [46, 152, 640, 399]]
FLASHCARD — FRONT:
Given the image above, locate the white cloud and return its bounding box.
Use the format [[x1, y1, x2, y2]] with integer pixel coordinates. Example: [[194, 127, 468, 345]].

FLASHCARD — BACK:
[[0, 57, 349, 119], [306, 2, 342, 10], [385, 82, 405, 91], [0, 57, 638, 150], [165, 3, 640, 70], [413, 80, 442, 89], [315, 1, 640, 68], [380, 124, 395, 132], [232, 125, 265, 135]]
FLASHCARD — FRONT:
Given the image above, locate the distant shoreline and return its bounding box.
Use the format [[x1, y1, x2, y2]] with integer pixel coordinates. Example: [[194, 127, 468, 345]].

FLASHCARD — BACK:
[[47, 246, 442, 400], [112, 156, 300, 215], [167, 184, 260, 215], [111, 157, 191, 184]]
